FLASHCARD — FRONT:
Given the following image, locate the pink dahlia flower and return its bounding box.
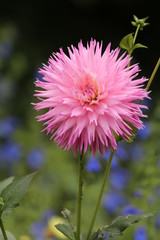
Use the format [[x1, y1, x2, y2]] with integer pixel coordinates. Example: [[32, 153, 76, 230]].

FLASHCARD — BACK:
[[34, 40, 149, 155]]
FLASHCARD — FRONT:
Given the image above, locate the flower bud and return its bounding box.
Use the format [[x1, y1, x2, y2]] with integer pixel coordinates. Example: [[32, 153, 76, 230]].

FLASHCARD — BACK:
[[131, 15, 149, 30]]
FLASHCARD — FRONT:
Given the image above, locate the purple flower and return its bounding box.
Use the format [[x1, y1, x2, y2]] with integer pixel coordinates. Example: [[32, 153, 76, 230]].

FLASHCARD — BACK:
[[98, 231, 109, 239], [133, 189, 143, 198], [85, 156, 102, 173], [0, 141, 22, 163], [103, 191, 128, 215], [154, 185, 160, 197], [27, 148, 44, 169], [120, 205, 143, 216], [155, 213, 160, 229], [129, 143, 144, 161], [0, 116, 19, 138], [30, 221, 45, 240], [34, 68, 44, 82], [137, 121, 152, 140], [109, 167, 131, 190], [147, 195, 154, 205], [30, 209, 54, 240], [103, 150, 119, 169], [117, 142, 129, 161], [134, 226, 148, 240], [157, 159, 160, 168], [141, 98, 152, 114]]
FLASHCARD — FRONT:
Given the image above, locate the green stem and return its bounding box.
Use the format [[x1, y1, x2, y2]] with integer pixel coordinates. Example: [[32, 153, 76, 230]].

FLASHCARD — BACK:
[[0, 218, 8, 240], [86, 151, 115, 240], [127, 24, 140, 67], [138, 57, 160, 105], [146, 57, 160, 91], [133, 24, 140, 46], [76, 151, 84, 240]]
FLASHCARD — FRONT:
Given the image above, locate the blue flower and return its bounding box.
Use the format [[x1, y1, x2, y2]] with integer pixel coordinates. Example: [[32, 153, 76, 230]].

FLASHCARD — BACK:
[[103, 150, 119, 168], [34, 68, 45, 82], [27, 148, 44, 169], [147, 195, 154, 204], [155, 213, 160, 229], [117, 142, 129, 161], [0, 141, 22, 163], [157, 159, 160, 168], [120, 205, 143, 216], [141, 98, 152, 114], [85, 156, 101, 173], [129, 143, 144, 161], [103, 191, 128, 215], [30, 221, 45, 240], [109, 167, 131, 190], [134, 226, 148, 240], [30, 209, 54, 240], [137, 121, 152, 140], [0, 116, 19, 138], [133, 189, 143, 198], [42, 209, 55, 222], [154, 185, 160, 198], [98, 231, 109, 239]]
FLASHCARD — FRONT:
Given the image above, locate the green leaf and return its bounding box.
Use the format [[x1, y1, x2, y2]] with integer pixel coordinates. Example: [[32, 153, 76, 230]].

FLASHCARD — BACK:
[[119, 33, 133, 52], [133, 15, 138, 22], [93, 213, 156, 240], [61, 208, 72, 222], [104, 213, 155, 233], [0, 197, 4, 206], [131, 21, 137, 27], [0, 177, 15, 195], [1, 172, 36, 216], [0, 197, 4, 213], [132, 43, 148, 51], [0, 230, 16, 240], [55, 208, 76, 240], [55, 223, 76, 240]]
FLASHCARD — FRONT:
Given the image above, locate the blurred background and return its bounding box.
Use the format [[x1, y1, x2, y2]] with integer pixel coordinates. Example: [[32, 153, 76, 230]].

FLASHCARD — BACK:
[[0, 0, 160, 239]]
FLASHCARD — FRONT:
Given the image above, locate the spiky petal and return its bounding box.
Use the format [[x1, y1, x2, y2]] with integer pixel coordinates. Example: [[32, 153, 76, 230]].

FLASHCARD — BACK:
[[34, 40, 149, 155]]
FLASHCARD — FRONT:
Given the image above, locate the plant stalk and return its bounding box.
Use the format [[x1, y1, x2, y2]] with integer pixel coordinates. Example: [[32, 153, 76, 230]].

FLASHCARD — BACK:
[[146, 57, 160, 91], [86, 151, 115, 240], [138, 57, 160, 105], [76, 151, 84, 240], [133, 24, 140, 45], [127, 24, 140, 67], [0, 218, 8, 240]]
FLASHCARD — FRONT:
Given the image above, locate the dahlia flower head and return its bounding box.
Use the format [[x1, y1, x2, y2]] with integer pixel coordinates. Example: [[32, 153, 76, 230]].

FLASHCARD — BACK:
[[34, 39, 149, 156]]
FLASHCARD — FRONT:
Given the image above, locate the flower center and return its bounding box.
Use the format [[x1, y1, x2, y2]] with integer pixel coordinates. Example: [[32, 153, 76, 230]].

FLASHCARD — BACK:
[[74, 74, 99, 105], [82, 83, 98, 102]]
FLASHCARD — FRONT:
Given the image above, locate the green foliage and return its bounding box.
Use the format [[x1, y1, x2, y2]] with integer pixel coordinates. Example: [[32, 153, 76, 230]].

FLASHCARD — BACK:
[[119, 33, 134, 53], [91, 213, 156, 240], [0, 173, 36, 218], [55, 209, 76, 240], [132, 43, 148, 51], [0, 178, 15, 196], [56, 223, 76, 240], [0, 15, 159, 240], [0, 197, 4, 213], [119, 33, 147, 55], [0, 173, 36, 240], [119, 15, 149, 55], [55, 209, 157, 240], [0, 230, 16, 240]]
